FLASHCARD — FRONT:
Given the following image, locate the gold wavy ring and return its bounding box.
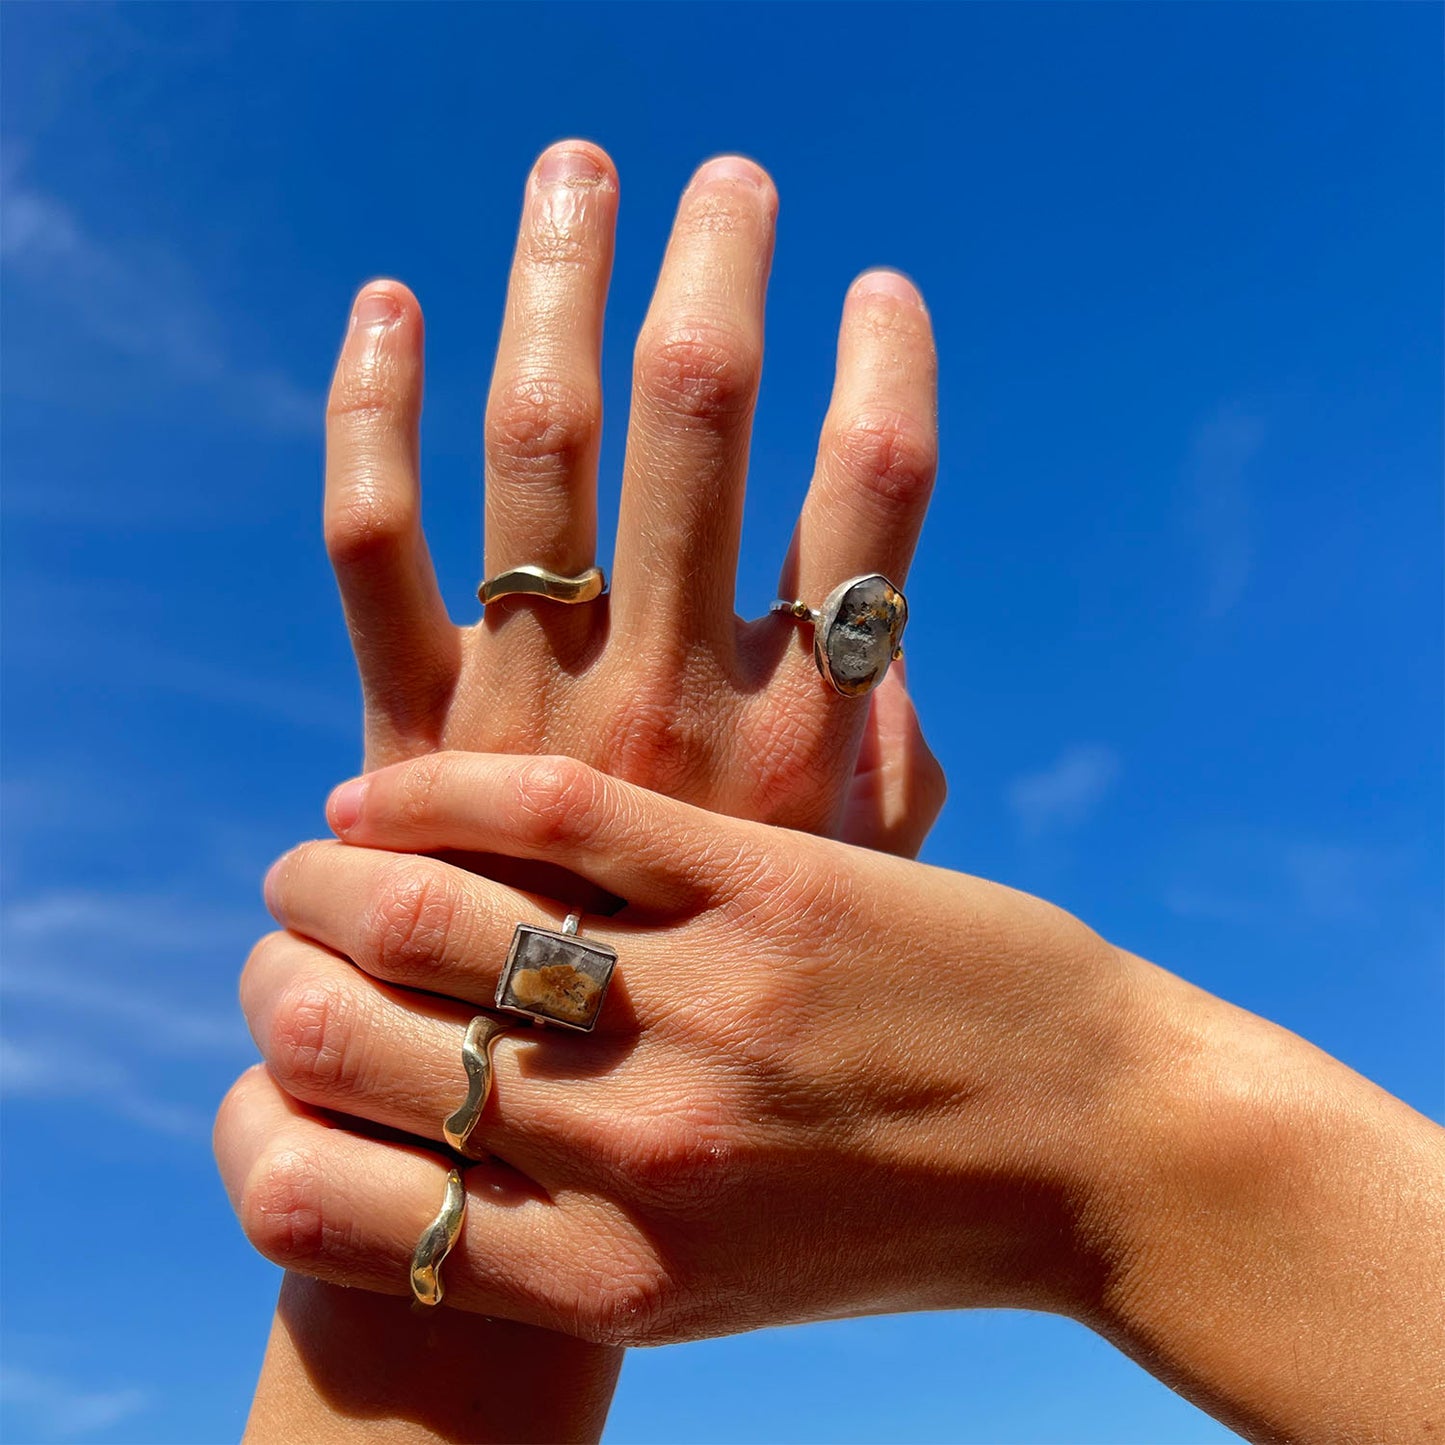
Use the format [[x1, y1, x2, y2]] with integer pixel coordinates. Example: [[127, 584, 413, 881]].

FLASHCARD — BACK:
[[478, 565, 606, 608], [443, 1016, 517, 1156], [410, 1167, 467, 1308]]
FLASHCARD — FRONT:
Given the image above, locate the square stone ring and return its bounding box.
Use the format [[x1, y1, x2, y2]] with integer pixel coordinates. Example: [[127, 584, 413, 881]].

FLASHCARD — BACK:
[[771, 573, 908, 698]]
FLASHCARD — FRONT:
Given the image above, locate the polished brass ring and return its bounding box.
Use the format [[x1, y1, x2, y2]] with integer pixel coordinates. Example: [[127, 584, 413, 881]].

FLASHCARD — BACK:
[[410, 1167, 467, 1308], [478, 565, 606, 608], [770, 572, 908, 698], [443, 1016, 517, 1156]]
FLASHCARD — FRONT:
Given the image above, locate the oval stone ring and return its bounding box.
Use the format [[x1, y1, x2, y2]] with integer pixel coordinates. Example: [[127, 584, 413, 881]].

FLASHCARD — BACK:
[[771, 573, 908, 698]]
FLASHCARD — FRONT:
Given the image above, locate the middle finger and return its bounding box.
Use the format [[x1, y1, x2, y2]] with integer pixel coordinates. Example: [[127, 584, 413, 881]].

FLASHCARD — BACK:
[[610, 156, 778, 661], [262, 840, 655, 1023], [483, 142, 618, 602]]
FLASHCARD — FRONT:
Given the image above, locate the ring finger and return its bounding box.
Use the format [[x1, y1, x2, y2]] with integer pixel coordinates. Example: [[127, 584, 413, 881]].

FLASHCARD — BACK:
[[262, 839, 655, 1021]]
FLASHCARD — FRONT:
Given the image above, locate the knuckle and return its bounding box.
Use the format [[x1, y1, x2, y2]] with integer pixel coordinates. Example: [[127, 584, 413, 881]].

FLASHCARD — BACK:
[[624, 1106, 736, 1209], [389, 756, 441, 830], [266, 977, 368, 1101], [511, 755, 601, 850], [323, 486, 417, 570], [213, 1066, 264, 1160], [367, 859, 456, 982], [485, 376, 599, 478], [522, 212, 601, 269], [595, 685, 711, 798], [240, 1142, 335, 1268], [829, 410, 938, 511], [575, 1260, 675, 1347], [326, 366, 401, 424], [749, 722, 834, 819], [635, 323, 759, 424]]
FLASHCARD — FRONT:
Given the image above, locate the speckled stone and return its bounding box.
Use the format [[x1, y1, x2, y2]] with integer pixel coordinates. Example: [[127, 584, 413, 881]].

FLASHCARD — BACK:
[[814, 574, 907, 698], [495, 924, 617, 1031]]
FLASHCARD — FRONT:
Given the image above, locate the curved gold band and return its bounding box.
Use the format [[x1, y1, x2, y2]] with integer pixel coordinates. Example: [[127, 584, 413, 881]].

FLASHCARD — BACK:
[[443, 1016, 517, 1156], [478, 565, 606, 608], [410, 1167, 467, 1308]]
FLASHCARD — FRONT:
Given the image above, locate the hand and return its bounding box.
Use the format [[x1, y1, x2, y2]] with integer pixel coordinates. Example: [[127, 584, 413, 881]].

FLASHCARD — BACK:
[[326, 142, 943, 857], [223, 752, 1445, 1444], [225, 750, 1138, 1339]]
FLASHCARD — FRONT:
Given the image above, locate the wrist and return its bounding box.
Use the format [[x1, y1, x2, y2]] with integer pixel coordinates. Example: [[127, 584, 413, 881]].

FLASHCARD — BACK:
[[1065, 955, 1445, 1440]]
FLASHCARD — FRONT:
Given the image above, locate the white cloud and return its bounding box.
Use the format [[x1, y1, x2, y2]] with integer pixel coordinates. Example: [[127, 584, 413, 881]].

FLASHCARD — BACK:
[[0, 887, 255, 1138], [1007, 744, 1121, 838], [1166, 835, 1387, 928], [0, 1364, 150, 1438], [1, 890, 255, 1055], [1, 161, 318, 435], [1186, 407, 1264, 620], [0, 1037, 209, 1139]]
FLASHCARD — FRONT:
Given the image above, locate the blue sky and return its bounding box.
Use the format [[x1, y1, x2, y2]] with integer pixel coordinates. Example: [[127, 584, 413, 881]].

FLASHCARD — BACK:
[[2, 4, 1440, 1442]]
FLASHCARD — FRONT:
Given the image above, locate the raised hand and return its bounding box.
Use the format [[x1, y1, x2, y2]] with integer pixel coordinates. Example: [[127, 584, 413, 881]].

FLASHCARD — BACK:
[[325, 142, 943, 857]]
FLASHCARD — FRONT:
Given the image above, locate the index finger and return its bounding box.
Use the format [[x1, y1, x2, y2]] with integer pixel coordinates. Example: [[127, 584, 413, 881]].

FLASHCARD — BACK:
[[325, 752, 724, 912]]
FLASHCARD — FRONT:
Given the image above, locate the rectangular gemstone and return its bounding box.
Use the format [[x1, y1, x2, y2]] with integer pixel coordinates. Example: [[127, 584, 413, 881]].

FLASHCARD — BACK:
[[494, 923, 618, 1031]]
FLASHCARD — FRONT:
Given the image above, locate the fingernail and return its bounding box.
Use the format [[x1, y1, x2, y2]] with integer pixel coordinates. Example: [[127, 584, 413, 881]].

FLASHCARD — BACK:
[[693, 155, 765, 189], [536, 146, 606, 187], [353, 289, 401, 331], [851, 270, 924, 308], [327, 777, 369, 834]]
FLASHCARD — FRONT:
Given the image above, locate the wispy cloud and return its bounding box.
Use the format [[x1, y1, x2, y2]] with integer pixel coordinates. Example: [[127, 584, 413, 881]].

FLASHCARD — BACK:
[[1007, 744, 1121, 838], [1186, 406, 1264, 620], [1, 158, 318, 435], [1, 886, 255, 1137], [0, 1364, 150, 1438], [0, 1037, 210, 1139], [2, 889, 254, 1055], [1165, 833, 1393, 928]]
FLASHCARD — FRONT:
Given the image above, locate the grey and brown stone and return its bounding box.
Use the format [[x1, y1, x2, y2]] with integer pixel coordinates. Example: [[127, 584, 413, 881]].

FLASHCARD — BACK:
[[813, 574, 908, 698], [495, 924, 617, 1031]]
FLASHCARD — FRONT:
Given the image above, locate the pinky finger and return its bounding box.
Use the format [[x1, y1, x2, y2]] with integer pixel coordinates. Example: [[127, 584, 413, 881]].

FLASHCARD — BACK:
[[215, 1066, 661, 1346], [325, 281, 458, 761], [838, 661, 947, 858]]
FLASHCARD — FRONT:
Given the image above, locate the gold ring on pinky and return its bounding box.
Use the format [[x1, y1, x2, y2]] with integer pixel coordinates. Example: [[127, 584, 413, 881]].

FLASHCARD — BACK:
[[410, 1167, 467, 1308], [443, 1016, 517, 1156], [478, 564, 607, 608], [770, 573, 908, 698]]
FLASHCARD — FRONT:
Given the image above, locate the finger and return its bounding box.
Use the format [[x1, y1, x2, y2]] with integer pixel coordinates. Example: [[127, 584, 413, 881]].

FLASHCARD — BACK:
[[483, 141, 617, 587], [217, 1064, 653, 1341], [324, 282, 459, 753], [239, 931, 592, 1176], [262, 841, 655, 1017], [837, 662, 947, 858], [610, 156, 777, 655], [327, 753, 725, 911], [781, 269, 937, 628]]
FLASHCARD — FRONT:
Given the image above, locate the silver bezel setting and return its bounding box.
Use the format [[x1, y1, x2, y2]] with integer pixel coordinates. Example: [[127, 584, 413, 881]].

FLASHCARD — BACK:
[[811, 573, 908, 698], [494, 921, 618, 1033]]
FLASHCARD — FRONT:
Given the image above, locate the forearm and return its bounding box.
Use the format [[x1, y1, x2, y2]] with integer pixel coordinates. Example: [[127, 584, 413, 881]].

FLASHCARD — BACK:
[[245, 1276, 622, 1444], [1080, 957, 1445, 1444]]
